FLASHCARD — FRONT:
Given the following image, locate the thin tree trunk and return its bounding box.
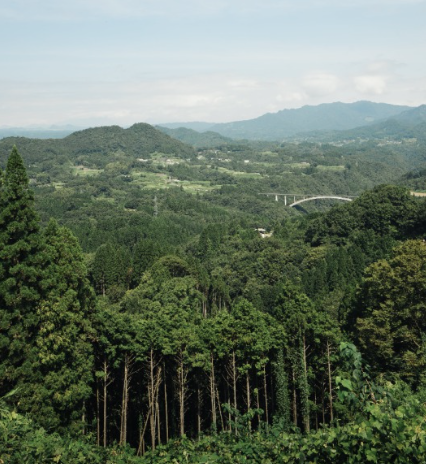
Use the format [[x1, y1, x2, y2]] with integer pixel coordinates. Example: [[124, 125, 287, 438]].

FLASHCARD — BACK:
[[149, 349, 156, 450], [226, 384, 232, 433], [327, 340, 334, 423], [176, 351, 187, 437], [210, 352, 217, 431], [156, 396, 161, 446], [302, 335, 310, 433], [155, 366, 162, 446], [163, 361, 169, 443], [292, 368, 298, 427], [232, 350, 238, 435], [96, 381, 100, 446], [103, 358, 111, 448], [263, 364, 269, 431], [103, 362, 107, 448], [120, 353, 131, 445], [138, 364, 162, 455], [197, 387, 202, 437], [232, 350, 237, 409], [246, 370, 251, 432], [202, 296, 207, 318], [216, 386, 224, 431], [137, 413, 151, 456]]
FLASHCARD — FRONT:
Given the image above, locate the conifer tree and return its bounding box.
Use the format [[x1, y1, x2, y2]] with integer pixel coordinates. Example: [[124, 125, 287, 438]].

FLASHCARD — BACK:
[[0, 146, 43, 396], [26, 220, 96, 431]]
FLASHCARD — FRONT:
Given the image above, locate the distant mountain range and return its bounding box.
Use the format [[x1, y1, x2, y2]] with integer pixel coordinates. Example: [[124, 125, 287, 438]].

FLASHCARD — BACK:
[[159, 101, 414, 141], [2, 101, 425, 145], [303, 104, 426, 143]]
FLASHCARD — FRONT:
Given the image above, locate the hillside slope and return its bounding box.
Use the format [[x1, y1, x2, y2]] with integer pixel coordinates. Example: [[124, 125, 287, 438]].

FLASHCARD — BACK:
[[210, 101, 411, 140], [0, 123, 195, 169]]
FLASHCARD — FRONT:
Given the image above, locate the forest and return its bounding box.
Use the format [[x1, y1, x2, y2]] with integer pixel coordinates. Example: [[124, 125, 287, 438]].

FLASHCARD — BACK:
[[2, 119, 426, 463]]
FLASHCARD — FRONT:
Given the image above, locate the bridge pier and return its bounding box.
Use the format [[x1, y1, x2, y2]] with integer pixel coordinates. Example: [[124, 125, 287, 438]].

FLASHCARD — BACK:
[[275, 195, 278, 202]]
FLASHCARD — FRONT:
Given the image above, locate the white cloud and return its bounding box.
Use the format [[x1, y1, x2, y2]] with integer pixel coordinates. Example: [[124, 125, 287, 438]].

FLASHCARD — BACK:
[[302, 73, 340, 97], [354, 75, 387, 95], [2, 63, 425, 128]]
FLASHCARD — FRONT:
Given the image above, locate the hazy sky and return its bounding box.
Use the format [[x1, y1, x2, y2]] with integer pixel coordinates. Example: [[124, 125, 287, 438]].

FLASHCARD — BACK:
[[1, 0, 426, 127]]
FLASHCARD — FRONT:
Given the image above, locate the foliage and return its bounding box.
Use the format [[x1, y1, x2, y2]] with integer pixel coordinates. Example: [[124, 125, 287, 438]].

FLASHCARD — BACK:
[[2, 126, 426, 461]]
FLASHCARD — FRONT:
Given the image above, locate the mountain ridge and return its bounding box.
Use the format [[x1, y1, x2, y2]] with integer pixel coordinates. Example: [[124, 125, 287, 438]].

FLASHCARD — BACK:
[[208, 101, 412, 140]]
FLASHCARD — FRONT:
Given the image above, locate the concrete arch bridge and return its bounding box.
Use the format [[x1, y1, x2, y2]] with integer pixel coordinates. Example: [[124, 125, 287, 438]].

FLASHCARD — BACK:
[[259, 193, 357, 207]]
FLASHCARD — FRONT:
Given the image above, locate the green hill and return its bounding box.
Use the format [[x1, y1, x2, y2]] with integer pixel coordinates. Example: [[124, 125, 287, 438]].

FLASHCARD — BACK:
[[0, 123, 195, 170], [156, 126, 234, 148]]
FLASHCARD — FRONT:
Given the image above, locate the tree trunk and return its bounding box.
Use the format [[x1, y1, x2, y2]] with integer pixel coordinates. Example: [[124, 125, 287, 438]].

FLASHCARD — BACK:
[[82, 401, 86, 435], [103, 358, 110, 448], [246, 370, 251, 432], [216, 386, 224, 431], [176, 351, 188, 437], [156, 396, 161, 446], [314, 391, 319, 430], [301, 336, 310, 432], [210, 352, 217, 431], [327, 340, 334, 423], [232, 350, 238, 435], [149, 349, 156, 450], [96, 381, 100, 446], [263, 363, 269, 430], [163, 361, 169, 443], [197, 387, 202, 437], [292, 368, 298, 427], [120, 353, 132, 445]]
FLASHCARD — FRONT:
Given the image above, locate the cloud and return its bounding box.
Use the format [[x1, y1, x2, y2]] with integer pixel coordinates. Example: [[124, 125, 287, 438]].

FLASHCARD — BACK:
[[354, 75, 387, 95], [352, 60, 400, 96], [302, 73, 340, 97]]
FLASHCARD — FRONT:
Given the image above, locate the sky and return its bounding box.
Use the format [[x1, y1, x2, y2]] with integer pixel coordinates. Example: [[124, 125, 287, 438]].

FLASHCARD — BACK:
[[1, 0, 426, 127]]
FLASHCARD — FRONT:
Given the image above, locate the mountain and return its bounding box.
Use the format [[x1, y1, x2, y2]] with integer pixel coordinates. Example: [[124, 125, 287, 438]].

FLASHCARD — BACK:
[[157, 122, 216, 132], [0, 123, 195, 168], [209, 101, 412, 141], [301, 105, 426, 143], [156, 126, 234, 148], [391, 104, 426, 125]]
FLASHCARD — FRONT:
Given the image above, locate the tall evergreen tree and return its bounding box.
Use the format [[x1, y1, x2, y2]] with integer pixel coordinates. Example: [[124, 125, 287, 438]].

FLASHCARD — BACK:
[[26, 220, 96, 431], [0, 146, 43, 396]]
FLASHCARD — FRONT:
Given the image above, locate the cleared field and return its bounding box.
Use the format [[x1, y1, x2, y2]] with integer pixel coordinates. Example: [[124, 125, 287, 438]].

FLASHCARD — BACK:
[[317, 165, 345, 171], [130, 171, 219, 193]]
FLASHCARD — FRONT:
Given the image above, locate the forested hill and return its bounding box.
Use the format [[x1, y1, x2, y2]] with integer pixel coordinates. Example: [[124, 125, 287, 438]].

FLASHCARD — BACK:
[[156, 126, 234, 148], [299, 104, 426, 143], [2, 145, 426, 463], [3, 112, 426, 462], [208, 101, 411, 140], [0, 123, 195, 168]]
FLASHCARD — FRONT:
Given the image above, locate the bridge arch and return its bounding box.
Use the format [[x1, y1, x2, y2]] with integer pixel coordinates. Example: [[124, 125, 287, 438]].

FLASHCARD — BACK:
[[290, 196, 354, 207]]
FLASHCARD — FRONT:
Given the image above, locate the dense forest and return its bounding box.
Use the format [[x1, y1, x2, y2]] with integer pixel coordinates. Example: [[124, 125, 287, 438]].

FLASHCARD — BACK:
[[2, 118, 426, 463]]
